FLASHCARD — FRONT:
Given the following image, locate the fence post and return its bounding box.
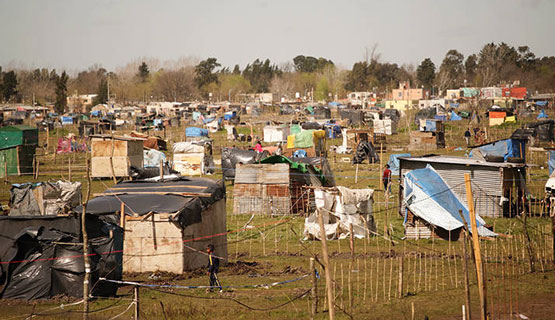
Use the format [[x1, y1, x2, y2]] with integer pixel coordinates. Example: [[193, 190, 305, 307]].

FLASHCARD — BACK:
[[134, 285, 140, 320], [464, 173, 487, 320], [310, 257, 317, 319], [317, 208, 335, 320]]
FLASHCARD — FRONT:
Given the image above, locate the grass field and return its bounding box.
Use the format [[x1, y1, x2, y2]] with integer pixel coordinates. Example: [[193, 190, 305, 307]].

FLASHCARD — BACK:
[[0, 110, 554, 319]]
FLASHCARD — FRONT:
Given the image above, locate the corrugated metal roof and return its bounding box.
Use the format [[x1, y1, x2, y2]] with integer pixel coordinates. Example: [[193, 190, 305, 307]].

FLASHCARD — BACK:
[[235, 163, 290, 184], [399, 155, 525, 168]]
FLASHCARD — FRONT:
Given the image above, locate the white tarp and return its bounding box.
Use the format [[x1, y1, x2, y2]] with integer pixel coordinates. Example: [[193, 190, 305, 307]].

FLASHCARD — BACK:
[[263, 125, 289, 143], [144, 149, 166, 167], [173, 142, 205, 154], [373, 119, 395, 135], [304, 187, 375, 240]]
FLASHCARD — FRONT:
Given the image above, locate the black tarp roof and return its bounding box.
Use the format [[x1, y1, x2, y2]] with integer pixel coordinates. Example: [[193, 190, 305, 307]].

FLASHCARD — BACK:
[[77, 177, 225, 229]]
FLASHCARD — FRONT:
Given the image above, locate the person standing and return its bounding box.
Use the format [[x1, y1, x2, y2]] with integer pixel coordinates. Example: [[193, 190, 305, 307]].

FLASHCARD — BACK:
[[206, 244, 222, 292], [382, 164, 392, 194], [464, 128, 471, 146], [254, 140, 263, 153]]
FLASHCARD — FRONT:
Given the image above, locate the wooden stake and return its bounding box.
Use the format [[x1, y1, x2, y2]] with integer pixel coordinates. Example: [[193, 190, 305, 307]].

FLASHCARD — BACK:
[[68, 158, 72, 181], [159, 159, 164, 181], [349, 223, 355, 263], [317, 208, 335, 320], [355, 164, 359, 183], [4, 161, 7, 183], [310, 257, 317, 319], [461, 224, 471, 320], [35, 159, 40, 179], [464, 173, 487, 320], [82, 158, 92, 319], [398, 254, 404, 298], [120, 201, 126, 230], [134, 286, 140, 320]]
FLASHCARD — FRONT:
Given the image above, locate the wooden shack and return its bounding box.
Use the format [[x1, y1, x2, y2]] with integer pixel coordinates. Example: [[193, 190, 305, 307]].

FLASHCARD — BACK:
[[84, 178, 227, 274], [409, 121, 445, 151], [91, 135, 144, 178], [344, 128, 387, 151], [0, 125, 38, 178]]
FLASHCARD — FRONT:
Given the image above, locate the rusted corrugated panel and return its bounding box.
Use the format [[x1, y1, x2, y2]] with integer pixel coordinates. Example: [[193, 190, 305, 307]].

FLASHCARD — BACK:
[[233, 183, 291, 215], [235, 163, 289, 184]]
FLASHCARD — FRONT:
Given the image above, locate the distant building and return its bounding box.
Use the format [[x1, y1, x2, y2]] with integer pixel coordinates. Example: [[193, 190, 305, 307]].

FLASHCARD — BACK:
[[240, 93, 278, 104], [391, 81, 428, 101], [347, 92, 374, 106], [67, 94, 97, 113]]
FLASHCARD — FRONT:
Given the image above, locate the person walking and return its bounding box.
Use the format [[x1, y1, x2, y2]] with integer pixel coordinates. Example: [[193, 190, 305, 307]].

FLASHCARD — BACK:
[[382, 164, 392, 194], [206, 244, 222, 292], [464, 128, 471, 146]]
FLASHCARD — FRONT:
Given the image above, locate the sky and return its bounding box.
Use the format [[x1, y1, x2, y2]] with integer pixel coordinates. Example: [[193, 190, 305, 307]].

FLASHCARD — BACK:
[[0, 0, 554, 72]]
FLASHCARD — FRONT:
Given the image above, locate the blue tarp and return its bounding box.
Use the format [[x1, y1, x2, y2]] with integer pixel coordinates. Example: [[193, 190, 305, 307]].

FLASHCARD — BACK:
[[549, 151, 555, 175], [404, 165, 495, 236], [387, 153, 411, 176], [143, 149, 166, 167], [469, 138, 526, 161], [293, 150, 307, 158], [537, 109, 548, 119], [202, 117, 215, 124], [450, 103, 460, 108], [153, 118, 163, 126], [536, 101, 548, 107], [434, 115, 447, 121], [224, 111, 236, 120], [192, 112, 202, 121], [425, 120, 437, 132], [324, 124, 341, 139], [61, 116, 73, 125], [91, 110, 101, 117], [185, 127, 209, 137], [450, 111, 462, 121]]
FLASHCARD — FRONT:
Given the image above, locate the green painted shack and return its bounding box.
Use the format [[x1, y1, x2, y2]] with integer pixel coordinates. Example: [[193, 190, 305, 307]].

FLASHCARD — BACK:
[[0, 125, 39, 177]]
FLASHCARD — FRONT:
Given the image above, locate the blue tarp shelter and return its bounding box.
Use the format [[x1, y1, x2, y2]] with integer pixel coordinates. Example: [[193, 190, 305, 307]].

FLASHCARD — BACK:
[[91, 110, 102, 117], [387, 153, 411, 175], [450, 111, 462, 121], [223, 111, 236, 120], [425, 120, 437, 132], [403, 165, 496, 237], [536, 101, 548, 107], [185, 127, 209, 137], [549, 151, 555, 175], [434, 115, 447, 121], [537, 109, 548, 119], [469, 138, 526, 161]]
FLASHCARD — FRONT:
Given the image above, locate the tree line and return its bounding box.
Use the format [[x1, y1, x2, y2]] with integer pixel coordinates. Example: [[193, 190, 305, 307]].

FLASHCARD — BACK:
[[0, 42, 553, 113]]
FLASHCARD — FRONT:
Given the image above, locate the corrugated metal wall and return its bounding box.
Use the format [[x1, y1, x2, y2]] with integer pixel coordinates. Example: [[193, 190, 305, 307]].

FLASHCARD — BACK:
[[400, 161, 507, 217]]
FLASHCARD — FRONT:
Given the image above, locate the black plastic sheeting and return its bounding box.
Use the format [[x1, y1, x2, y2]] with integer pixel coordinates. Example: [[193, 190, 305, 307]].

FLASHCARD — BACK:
[[526, 120, 554, 142], [352, 141, 380, 164], [77, 178, 225, 229], [0, 215, 122, 300], [340, 110, 364, 126], [414, 108, 436, 125], [221, 148, 269, 180], [313, 108, 331, 119], [301, 122, 323, 130]]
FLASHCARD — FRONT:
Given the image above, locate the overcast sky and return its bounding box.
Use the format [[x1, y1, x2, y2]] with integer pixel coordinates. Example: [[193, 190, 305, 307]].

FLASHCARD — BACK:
[[1, 0, 554, 72]]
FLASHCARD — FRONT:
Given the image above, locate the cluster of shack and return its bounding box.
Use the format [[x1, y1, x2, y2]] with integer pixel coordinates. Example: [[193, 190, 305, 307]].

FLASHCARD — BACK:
[[0, 83, 554, 300]]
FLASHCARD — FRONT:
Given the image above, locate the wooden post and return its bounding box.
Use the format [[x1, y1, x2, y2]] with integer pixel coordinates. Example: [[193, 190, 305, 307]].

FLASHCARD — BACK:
[[349, 223, 355, 263], [464, 173, 487, 320], [317, 208, 335, 320], [35, 159, 40, 179], [68, 158, 72, 181], [120, 201, 126, 230], [82, 159, 92, 319], [159, 159, 164, 181], [134, 286, 140, 320], [310, 257, 317, 319], [551, 206, 555, 265], [4, 161, 7, 184], [461, 226, 472, 320], [46, 126, 50, 152], [355, 164, 359, 183], [398, 254, 404, 298], [523, 210, 536, 273], [109, 135, 117, 184]]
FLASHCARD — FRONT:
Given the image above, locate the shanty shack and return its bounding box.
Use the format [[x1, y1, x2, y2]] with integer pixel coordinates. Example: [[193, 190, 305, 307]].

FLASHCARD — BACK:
[[0, 181, 121, 300], [91, 135, 144, 178], [173, 141, 213, 176], [233, 155, 331, 215], [82, 177, 226, 274], [399, 155, 526, 218], [409, 120, 445, 151], [403, 166, 496, 240], [0, 125, 38, 177], [263, 125, 290, 143]]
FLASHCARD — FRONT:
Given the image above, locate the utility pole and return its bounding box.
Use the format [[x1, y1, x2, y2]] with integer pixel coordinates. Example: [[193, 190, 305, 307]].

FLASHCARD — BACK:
[[464, 173, 487, 320]]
